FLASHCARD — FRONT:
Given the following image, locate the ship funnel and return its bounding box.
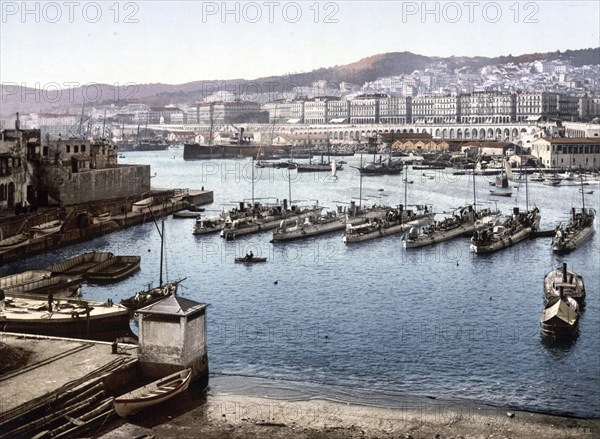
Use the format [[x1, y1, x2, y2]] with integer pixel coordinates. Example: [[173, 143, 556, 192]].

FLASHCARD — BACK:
[[512, 207, 520, 220]]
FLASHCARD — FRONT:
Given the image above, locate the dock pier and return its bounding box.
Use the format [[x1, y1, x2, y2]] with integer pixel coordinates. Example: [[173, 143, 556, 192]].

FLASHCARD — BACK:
[[0, 188, 213, 264]]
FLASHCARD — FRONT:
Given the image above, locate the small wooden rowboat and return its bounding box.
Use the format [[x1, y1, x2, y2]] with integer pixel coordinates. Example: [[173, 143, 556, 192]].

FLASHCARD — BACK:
[[234, 257, 267, 263], [114, 368, 192, 417], [0, 233, 30, 250], [30, 220, 63, 238], [173, 210, 203, 219], [489, 190, 512, 197], [132, 197, 153, 213]]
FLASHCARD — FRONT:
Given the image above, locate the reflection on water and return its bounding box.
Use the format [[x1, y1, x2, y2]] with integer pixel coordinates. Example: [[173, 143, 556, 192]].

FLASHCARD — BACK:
[[539, 329, 580, 353], [2, 152, 599, 418]]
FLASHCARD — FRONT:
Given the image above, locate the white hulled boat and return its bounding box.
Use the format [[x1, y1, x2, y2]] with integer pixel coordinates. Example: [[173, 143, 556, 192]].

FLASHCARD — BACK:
[[470, 207, 540, 254], [271, 211, 346, 242], [343, 205, 433, 243], [404, 205, 501, 248], [552, 177, 596, 253]]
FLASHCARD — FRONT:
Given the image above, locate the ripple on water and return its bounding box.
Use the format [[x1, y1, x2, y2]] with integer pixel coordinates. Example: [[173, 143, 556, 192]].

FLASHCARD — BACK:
[[3, 153, 598, 418]]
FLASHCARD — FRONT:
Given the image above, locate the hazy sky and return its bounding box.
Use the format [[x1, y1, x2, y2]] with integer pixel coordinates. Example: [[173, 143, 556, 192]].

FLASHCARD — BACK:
[[1, 1, 598, 86]]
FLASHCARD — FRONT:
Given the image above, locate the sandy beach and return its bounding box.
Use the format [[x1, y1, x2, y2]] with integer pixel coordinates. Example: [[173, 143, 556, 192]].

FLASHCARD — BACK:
[[101, 391, 599, 439], [3, 337, 597, 439]]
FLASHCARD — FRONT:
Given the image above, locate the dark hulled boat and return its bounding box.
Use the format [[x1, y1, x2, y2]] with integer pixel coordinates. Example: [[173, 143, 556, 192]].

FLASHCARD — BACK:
[[0, 293, 132, 341]]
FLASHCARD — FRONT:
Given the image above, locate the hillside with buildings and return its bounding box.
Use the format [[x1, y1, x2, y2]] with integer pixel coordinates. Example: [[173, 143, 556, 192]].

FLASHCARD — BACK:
[[1, 48, 598, 122]]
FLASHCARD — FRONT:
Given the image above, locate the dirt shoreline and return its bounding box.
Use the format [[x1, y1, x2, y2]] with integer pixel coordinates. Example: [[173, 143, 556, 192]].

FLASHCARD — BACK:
[[101, 392, 600, 439]]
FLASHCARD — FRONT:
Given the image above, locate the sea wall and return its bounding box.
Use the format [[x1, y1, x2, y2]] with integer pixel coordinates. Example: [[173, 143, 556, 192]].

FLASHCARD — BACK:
[[43, 164, 151, 206]]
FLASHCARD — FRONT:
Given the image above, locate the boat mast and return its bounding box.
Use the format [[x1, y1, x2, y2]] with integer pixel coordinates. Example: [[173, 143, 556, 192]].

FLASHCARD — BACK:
[[359, 154, 363, 210], [251, 156, 255, 206], [523, 147, 529, 212], [159, 210, 164, 286], [79, 104, 85, 137], [208, 107, 215, 146], [145, 201, 166, 286], [288, 166, 292, 204], [580, 173, 585, 211], [472, 168, 477, 212], [404, 163, 408, 208], [518, 144, 528, 212]]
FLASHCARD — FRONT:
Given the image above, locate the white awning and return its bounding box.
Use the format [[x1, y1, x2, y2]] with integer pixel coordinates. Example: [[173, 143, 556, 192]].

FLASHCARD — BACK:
[[329, 118, 347, 124], [286, 118, 301, 124], [526, 115, 541, 121]]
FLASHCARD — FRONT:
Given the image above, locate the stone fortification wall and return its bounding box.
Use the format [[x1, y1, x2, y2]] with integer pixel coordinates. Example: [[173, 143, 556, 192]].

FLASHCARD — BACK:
[[43, 164, 151, 206]]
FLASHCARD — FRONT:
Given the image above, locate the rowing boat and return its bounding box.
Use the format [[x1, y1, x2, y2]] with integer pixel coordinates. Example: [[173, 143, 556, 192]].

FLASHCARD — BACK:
[[114, 368, 192, 417], [234, 257, 267, 263]]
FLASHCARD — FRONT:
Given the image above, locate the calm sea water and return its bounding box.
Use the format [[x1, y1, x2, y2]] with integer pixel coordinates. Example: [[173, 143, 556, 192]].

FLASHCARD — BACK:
[[3, 149, 599, 418]]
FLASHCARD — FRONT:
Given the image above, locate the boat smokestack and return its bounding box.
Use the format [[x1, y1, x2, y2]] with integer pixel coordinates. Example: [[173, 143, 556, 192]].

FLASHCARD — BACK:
[[15, 112, 20, 130], [283, 198, 288, 211], [562, 262, 568, 283], [513, 207, 520, 220]]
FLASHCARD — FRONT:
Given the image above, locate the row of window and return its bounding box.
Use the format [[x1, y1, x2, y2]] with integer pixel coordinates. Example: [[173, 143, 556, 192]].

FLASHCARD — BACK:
[[64, 145, 87, 154], [0, 157, 21, 175], [550, 157, 597, 165], [554, 145, 600, 154], [538, 144, 600, 154]]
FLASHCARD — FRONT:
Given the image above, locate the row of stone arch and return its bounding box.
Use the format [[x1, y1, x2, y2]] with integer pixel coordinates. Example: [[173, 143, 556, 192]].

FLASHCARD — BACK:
[[285, 126, 535, 142]]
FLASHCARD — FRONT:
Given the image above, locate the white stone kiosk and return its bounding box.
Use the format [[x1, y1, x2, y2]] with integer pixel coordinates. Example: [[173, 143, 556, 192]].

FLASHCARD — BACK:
[[137, 295, 209, 384]]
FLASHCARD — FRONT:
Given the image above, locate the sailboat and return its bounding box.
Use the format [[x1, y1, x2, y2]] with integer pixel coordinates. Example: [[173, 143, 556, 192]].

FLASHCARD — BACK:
[[471, 168, 540, 254], [357, 141, 403, 176], [295, 141, 343, 172], [121, 201, 182, 310], [552, 175, 596, 253], [404, 169, 501, 248], [493, 156, 512, 189]]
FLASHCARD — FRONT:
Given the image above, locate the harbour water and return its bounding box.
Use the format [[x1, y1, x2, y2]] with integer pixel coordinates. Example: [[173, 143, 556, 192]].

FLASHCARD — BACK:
[[2, 149, 599, 418]]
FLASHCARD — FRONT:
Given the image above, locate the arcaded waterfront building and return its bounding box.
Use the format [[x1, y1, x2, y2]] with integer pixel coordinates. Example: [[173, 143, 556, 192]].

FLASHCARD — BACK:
[[303, 98, 328, 125], [411, 95, 459, 124], [326, 98, 351, 123], [349, 94, 386, 124], [531, 137, 600, 169], [379, 96, 412, 124], [515, 92, 559, 122], [195, 101, 266, 125], [459, 92, 515, 124]]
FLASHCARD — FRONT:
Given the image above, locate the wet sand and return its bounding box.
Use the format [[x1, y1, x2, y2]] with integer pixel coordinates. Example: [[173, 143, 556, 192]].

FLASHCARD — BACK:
[[101, 391, 599, 439]]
